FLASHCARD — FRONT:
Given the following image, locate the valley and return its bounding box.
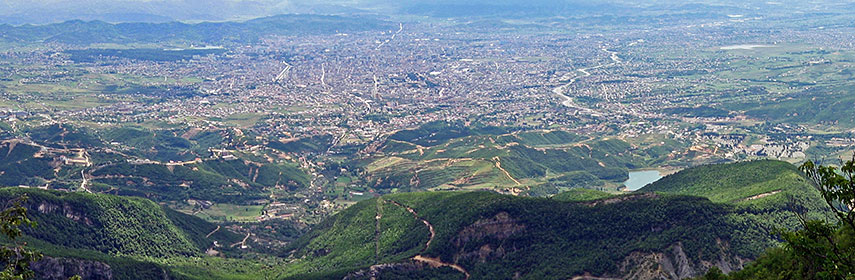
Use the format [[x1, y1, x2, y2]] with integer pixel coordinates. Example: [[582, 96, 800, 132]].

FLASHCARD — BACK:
[[0, 1, 854, 279]]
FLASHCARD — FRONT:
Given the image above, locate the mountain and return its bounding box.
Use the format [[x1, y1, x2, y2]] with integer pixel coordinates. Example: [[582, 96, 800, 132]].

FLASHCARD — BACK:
[[275, 160, 829, 279], [0, 129, 310, 205], [0, 0, 293, 24], [1, 157, 831, 279], [279, 192, 764, 279], [0, 14, 395, 46], [0, 187, 245, 279]]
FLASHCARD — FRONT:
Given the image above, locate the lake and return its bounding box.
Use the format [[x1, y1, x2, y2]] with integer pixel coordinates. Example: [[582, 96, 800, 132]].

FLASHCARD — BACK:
[[623, 170, 663, 191]]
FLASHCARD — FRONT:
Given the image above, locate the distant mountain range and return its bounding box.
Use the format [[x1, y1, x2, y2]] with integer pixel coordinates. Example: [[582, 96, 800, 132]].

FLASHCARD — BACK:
[[0, 14, 396, 46], [3, 0, 854, 25], [0, 0, 301, 24]]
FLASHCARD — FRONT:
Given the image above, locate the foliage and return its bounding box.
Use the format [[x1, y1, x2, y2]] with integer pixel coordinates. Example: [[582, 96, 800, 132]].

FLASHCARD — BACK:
[[282, 190, 807, 279], [551, 188, 614, 202], [739, 91, 855, 126], [387, 121, 509, 147], [0, 143, 55, 187], [0, 195, 41, 280], [364, 122, 684, 193], [642, 160, 831, 257], [91, 159, 306, 204], [25, 124, 103, 148], [642, 160, 820, 204], [0, 188, 201, 258], [698, 155, 855, 279]]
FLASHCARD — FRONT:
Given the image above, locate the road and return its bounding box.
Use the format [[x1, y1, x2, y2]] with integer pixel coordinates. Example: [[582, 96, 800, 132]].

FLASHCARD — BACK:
[[80, 169, 92, 193], [376, 23, 403, 50]]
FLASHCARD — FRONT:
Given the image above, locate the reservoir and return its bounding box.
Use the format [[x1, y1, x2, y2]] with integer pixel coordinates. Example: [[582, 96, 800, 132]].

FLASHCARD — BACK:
[[623, 170, 663, 191]]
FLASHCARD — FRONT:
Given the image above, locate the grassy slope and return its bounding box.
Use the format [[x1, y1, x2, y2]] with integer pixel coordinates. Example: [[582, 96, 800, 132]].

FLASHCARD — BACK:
[[0, 187, 249, 255], [640, 160, 815, 203]]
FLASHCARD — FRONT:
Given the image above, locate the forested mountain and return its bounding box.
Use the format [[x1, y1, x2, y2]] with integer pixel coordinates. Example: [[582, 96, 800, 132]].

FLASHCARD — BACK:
[[277, 160, 829, 279], [1, 160, 832, 279], [0, 187, 247, 279]]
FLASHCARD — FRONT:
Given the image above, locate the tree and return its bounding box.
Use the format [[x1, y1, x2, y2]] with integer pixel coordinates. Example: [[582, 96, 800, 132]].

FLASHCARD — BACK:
[[792, 156, 855, 279], [701, 155, 855, 280], [0, 195, 41, 280]]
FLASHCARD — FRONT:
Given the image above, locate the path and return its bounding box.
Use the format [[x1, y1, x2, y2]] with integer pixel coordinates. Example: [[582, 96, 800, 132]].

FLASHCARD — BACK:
[[383, 199, 470, 279], [742, 190, 782, 201], [80, 169, 92, 193], [493, 157, 521, 185], [206, 225, 221, 238], [231, 233, 251, 248]]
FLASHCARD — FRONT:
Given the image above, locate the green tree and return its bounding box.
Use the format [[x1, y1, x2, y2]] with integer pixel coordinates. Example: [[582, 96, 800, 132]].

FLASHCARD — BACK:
[[699, 155, 855, 279], [793, 156, 855, 278], [0, 195, 42, 280], [698, 267, 727, 280]]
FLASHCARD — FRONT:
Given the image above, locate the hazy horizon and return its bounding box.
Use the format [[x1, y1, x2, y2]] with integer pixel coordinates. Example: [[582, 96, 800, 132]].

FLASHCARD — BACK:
[[3, 0, 854, 25]]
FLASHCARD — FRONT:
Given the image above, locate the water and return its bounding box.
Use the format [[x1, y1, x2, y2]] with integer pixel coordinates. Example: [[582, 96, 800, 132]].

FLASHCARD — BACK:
[[720, 44, 774, 50], [623, 170, 663, 191]]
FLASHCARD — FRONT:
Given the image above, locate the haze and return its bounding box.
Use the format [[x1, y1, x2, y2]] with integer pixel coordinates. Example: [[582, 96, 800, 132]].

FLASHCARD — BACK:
[[3, 0, 855, 24]]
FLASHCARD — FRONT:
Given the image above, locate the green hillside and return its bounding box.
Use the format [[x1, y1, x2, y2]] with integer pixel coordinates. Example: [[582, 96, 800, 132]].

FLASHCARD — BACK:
[[1, 123, 312, 220], [0, 188, 242, 257], [359, 121, 687, 194], [0, 157, 835, 279], [640, 160, 820, 205], [639, 160, 830, 256], [552, 188, 615, 202], [279, 190, 812, 279], [0, 187, 262, 279]]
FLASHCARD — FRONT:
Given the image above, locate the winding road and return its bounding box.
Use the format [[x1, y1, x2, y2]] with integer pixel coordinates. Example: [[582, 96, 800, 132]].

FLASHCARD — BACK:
[[378, 199, 470, 279]]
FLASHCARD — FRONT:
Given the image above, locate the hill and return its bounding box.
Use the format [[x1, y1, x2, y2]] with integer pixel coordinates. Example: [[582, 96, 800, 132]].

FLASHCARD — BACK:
[[640, 160, 822, 206], [0, 14, 395, 46], [1, 159, 833, 279], [0, 187, 248, 279], [357, 121, 687, 195], [279, 189, 818, 279], [551, 188, 615, 202]]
